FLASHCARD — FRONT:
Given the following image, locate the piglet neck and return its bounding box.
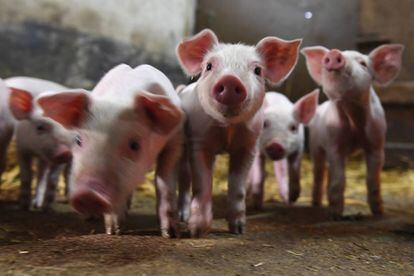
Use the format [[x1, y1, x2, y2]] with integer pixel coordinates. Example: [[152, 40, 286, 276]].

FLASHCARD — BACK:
[[333, 86, 374, 130]]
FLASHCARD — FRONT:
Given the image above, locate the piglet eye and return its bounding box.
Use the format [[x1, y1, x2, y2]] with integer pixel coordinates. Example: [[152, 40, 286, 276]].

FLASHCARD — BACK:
[[360, 61, 367, 67], [254, 66, 262, 76], [75, 135, 82, 147], [36, 124, 46, 134], [289, 124, 298, 132], [206, 63, 212, 71], [263, 120, 270, 128], [129, 140, 140, 152]]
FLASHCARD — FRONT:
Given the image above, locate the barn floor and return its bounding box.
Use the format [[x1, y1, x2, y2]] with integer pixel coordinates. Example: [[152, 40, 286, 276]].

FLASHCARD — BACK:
[[0, 155, 413, 275]]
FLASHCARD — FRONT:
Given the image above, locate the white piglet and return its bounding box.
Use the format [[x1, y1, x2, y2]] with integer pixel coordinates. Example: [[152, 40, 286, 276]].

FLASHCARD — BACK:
[[176, 29, 301, 237], [36, 64, 184, 237], [301, 44, 404, 217], [248, 90, 319, 210], [0, 77, 74, 211]]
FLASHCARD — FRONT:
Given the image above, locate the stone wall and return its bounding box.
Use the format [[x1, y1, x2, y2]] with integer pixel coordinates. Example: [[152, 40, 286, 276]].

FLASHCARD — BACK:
[[0, 0, 196, 87]]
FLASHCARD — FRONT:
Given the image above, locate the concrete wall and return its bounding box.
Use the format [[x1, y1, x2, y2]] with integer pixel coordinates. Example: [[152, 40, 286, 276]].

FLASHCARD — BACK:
[[196, 0, 359, 100], [0, 0, 196, 87]]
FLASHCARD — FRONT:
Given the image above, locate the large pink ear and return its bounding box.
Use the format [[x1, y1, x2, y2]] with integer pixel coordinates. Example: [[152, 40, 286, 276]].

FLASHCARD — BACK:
[[256, 37, 302, 84], [9, 87, 33, 120], [176, 29, 218, 76], [301, 46, 329, 85], [37, 90, 90, 129], [369, 44, 404, 86], [135, 92, 183, 135], [293, 89, 319, 125]]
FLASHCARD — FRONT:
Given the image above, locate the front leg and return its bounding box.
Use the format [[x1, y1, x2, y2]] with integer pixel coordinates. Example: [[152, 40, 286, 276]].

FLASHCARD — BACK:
[[287, 152, 302, 204], [17, 151, 33, 210], [104, 212, 120, 235], [188, 147, 214, 238], [248, 152, 266, 210], [326, 151, 346, 217], [155, 134, 182, 238], [365, 149, 384, 216], [227, 148, 255, 234], [34, 163, 64, 211], [273, 159, 289, 203], [178, 144, 192, 222]]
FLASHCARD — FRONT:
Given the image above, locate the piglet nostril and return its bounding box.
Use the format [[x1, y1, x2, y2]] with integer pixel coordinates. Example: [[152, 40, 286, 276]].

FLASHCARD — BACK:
[[324, 57, 330, 64], [219, 85, 224, 93]]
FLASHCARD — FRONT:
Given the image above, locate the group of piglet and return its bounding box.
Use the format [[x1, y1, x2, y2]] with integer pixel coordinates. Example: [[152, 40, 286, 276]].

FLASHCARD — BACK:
[[0, 29, 403, 238]]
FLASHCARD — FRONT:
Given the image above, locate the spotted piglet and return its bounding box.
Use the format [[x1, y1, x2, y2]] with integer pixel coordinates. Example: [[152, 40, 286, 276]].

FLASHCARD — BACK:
[[248, 89, 319, 210], [0, 77, 73, 211], [301, 44, 404, 217], [176, 29, 301, 237]]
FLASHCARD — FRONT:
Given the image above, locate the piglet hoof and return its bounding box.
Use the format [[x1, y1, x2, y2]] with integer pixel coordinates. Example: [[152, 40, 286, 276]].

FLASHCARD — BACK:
[[312, 200, 322, 207], [370, 204, 384, 217], [289, 190, 300, 204], [252, 195, 263, 211], [190, 226, 209, 238], [228, 220, 245, 235], [161, 225, 179, 239], [19, 198, 31, 211]]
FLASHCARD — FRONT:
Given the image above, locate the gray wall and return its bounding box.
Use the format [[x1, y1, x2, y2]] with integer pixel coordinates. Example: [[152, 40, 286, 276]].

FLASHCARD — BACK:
[[0, 0, 196, 87]]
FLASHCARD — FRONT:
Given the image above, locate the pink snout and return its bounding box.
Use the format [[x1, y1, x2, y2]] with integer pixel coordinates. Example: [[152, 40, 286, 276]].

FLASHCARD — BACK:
[[323, 49, 345, 71], [70, 178, 112, 215], [213, 75, 247, 106], [265, 143, 286, 161], [53, 144, 72, 163]]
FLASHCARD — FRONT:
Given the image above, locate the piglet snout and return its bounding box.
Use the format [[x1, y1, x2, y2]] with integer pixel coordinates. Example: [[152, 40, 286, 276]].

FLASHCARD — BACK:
[[265, 143, 286, 160], [70, 178, 112, 215], [213, 74, 247, 106], [323, 50, 345, 71], [53, 144, 72, 163]]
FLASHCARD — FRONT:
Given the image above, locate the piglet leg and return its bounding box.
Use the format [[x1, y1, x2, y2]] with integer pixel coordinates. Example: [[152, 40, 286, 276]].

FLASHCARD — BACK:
[[327, 152, 346, 217], [104, 213, 120, 235], [178, 146, 191, 222], [288, 152, 302, 203], [155, 136, 181, 238], [188, 148, 214, 238], [365, 149, 384, 216], [274, 159, 289, 204], [249, 152, 266, 210], [311, 148, 326, 207], [34, 163, 63, 211], [63, 161, 72, 198], [227, 149, 255, 234], [0, 125, 13, 184], [17, 151, 32, 210]]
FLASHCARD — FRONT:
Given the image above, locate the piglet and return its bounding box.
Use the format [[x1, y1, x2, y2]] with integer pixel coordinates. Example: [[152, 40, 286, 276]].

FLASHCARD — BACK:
[[301, 44, 404, 217], [176, 29, 301, 237], [248, 89, 319, 210], [36, 64, 184, 237], [0, 77, 73, 211]]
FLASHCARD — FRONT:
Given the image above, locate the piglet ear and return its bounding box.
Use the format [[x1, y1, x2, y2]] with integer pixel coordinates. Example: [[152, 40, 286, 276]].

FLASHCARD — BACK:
[[301, 46, 329, 85], [37, 90, 90, 129], [176, 29, 218, 76], [256, 37, 302, 84], [9, 87, 33, 120], [369, 44, 404, 86], [293, 89, 319, 125], [135, 92, 183, 135]]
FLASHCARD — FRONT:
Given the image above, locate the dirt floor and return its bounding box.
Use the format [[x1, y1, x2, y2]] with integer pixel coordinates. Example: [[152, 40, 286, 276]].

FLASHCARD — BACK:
[[0, 154, 413, 275]]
